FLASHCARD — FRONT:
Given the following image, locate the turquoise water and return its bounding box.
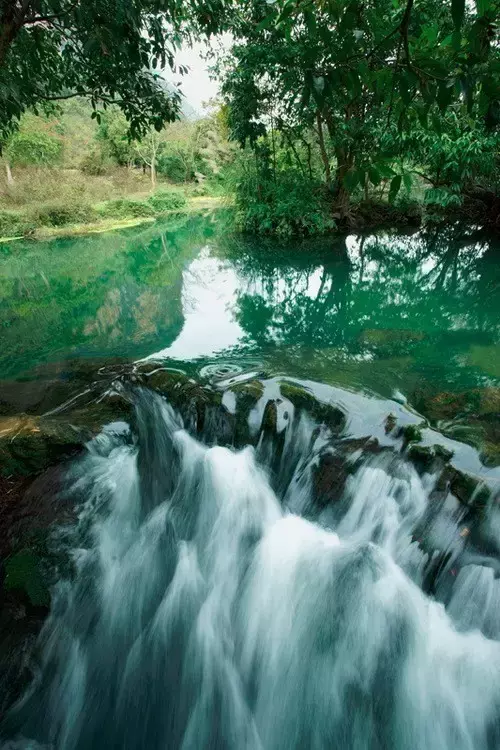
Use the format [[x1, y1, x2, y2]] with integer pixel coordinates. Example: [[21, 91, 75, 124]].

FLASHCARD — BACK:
[[1, 214, 499, 403]]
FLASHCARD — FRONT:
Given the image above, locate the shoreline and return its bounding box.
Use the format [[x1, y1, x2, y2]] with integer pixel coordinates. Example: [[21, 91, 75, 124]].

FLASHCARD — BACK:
[[0, 196, 225, 243]]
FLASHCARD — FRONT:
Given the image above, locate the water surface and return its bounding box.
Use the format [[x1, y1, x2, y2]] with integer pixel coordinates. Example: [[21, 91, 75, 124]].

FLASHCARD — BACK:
[[1, 216, 499, 402]]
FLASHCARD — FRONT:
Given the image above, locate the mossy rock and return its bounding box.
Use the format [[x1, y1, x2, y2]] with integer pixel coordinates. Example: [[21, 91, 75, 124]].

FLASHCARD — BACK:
[[229, 380, 265, 407], [480, 442, 500, 467], [385, 413, 397, 434], [4, 549, 50, 608], [400, 423, 425, 444], [261, 400, 278, 435], [0, 415, 83, 477], [279, 381, 345, 432], [436, 465, 491, 507], [407, 444, 435, 470]]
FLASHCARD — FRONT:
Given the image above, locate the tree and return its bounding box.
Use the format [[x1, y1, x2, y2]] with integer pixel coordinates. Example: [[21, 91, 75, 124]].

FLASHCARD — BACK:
[[218, 0, 500, 221], [134, 129, 163, 187], [3, 112, 62, 183], [0, 0, 227, 142]]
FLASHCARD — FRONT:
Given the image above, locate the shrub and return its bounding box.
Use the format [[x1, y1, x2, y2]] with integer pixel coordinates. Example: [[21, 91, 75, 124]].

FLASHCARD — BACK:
[[80, 148, 110, 176], [97, 198, 154, 218], [235, 171, 334, 238], [0, 209, 34, 237], [29, 201, 97, 227], [146, 190, 187, 212]]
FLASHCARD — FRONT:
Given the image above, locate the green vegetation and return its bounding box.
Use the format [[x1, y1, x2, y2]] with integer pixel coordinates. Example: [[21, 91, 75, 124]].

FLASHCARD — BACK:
[[217, 0, 500, 235], [1, 0, 499, 239], [0, 99, 230, 238], [0, 0, 226, 140]]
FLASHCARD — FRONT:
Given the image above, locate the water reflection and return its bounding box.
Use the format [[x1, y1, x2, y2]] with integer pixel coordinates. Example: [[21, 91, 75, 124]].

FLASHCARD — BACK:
[[1, 218, 499, 398]]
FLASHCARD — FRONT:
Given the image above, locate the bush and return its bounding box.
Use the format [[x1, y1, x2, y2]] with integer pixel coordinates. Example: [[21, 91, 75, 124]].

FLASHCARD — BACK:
[[80, 148, 109, 176], [235, 171, 334, 238], [0, 209, 34, 237], [29, 201, 97, 227], [146, 190, 187, 212], [97, 198, 154, 218], [156, 148, 191, 182]]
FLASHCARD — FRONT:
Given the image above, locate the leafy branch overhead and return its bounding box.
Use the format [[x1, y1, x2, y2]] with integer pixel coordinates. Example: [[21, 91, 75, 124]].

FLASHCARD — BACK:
[[0, 0, 228, 140], [218, 0, 500, 213]]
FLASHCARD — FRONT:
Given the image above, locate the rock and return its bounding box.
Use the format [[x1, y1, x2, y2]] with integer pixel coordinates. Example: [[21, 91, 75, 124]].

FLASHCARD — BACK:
[[385, 413, 397, 434], [4, 549, 50, 609], [400, 423, 424, 444], [407, 443, 455, 472], [436, 465, 491, 507], [0, 415, 83, 478], [312, 451, 349, 508], [279, 381, 345, 432], [407, 444, 435, 470], [261, 400, 278, 435]]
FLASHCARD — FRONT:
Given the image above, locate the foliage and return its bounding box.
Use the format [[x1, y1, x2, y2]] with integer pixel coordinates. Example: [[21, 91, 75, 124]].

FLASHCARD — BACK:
[[80, 148, 111, 176], [0, 208, 34, 236], [0, 0, 227, 141], [29, 200, 97, 227], [234, 152, 334, 238], [147, 190, 187, 211], [97, 198, 155, 219], [217, 0, 500, 225], [5, 114, 63, 167], [97, 190, 187, 219]]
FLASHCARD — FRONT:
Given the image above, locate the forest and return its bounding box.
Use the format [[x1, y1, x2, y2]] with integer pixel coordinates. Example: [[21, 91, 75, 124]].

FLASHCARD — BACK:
[[0, 0, 498, 239]]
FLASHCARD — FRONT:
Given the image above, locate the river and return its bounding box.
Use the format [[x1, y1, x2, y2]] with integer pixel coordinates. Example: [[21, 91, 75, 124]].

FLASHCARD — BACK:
[[1, 213, 500, 749]]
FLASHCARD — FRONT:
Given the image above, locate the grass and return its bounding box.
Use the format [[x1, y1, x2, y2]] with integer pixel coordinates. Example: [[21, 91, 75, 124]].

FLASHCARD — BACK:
[[0, 165, 225, 240]]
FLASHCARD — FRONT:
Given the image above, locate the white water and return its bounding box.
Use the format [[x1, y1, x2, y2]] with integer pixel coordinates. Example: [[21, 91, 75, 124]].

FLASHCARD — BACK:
[[5, 390, 500, 749]]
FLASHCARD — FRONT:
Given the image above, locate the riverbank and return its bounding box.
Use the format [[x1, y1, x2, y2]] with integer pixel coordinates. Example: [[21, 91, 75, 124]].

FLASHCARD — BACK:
[[0, 195, 226, 242]]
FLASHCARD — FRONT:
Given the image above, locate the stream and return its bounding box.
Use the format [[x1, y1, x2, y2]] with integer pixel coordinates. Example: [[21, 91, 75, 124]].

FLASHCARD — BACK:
[[1, 214, 500, 749]]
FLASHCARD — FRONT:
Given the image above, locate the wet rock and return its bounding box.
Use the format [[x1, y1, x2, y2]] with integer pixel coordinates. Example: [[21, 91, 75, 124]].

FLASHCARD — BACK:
[[385, 413, 397, 434], [279, 382, 345, 432], [312, 451, 349, 508], [261, 400, 278, 435], [400, 423, 424, 445], [4, 549, 50, 609], [0, 415, 83, 478], [407, 443, 455, 472], [436, 465, 491, 508], [407, 444, 435, 470]]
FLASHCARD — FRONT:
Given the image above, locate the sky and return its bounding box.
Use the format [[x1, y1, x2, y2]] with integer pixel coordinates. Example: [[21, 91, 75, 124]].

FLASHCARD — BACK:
[[172, 37, 231, 116]]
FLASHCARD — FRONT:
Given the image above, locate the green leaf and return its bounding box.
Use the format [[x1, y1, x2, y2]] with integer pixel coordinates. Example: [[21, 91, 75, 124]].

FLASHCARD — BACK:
[[452, 0, 465, 30], [403, 173, 413, 192], [368, 166, 382, 186], [388, 174, 402, 203], [437, 82, 453, 111], [343, 168, 360, 191]]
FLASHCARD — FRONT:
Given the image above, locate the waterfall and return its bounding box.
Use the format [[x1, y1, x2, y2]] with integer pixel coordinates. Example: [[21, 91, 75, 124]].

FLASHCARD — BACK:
[[4, 388, 500, 750]]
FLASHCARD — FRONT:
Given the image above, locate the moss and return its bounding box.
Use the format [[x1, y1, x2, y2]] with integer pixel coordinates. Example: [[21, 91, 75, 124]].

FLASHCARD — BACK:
[[4, 549, 50, 608], [401, 423, 424, 444], [480, 442, 500, 468], [261, 400, 278, 434], [444, 467, 491, 507], [407, 444, 435, 470], [279, 381, 345, 432], [433, 444, 454, 462]]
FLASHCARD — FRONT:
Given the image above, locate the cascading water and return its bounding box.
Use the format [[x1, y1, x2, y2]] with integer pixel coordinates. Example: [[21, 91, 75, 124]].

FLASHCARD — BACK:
[[3, 386, 500, 750]]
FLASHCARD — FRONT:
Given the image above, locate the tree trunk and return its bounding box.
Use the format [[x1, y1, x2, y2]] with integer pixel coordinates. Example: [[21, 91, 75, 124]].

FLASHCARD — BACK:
[[333, 147, 353, 222], [316, 111, 331, 187], [150, 158, 156, 188], [5, 160, 13, 185]]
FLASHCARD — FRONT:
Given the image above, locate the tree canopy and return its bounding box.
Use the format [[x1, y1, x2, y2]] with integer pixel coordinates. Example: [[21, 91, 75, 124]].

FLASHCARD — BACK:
[[218, 0, 500, 221], [0, 0, 227, 141]]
